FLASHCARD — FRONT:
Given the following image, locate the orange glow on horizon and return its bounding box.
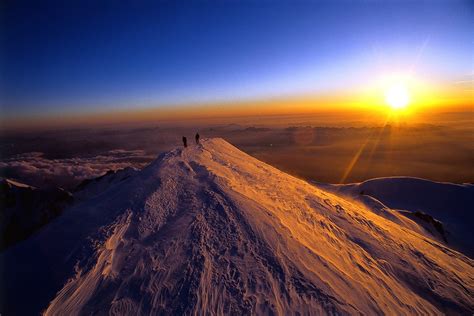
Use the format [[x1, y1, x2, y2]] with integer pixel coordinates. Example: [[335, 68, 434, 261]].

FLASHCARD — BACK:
[[1, 82, 472, 131]]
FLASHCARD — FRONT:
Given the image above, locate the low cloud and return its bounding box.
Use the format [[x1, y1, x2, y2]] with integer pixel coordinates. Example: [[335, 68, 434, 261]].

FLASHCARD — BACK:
[[0, 149, 155, 189]]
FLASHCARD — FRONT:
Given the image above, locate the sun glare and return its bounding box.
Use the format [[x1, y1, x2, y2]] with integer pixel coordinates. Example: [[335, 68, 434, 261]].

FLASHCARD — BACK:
[[385, 84, 410, 110]]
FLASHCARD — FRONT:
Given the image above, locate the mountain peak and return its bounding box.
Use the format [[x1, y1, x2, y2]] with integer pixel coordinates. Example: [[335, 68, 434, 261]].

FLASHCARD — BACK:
[[3, 138, 473, 315], [150, 137, 248, 168]]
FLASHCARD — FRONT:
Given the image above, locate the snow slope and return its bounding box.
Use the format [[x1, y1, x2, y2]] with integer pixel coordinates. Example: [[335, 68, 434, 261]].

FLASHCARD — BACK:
[[315, 177, 474, 257], [1, 138, 473, 315], [74, 167, 139, 201]]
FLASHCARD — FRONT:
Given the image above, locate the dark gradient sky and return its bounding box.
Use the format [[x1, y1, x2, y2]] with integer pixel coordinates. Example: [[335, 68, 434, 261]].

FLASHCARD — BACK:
[[1, 1, 472, 118]]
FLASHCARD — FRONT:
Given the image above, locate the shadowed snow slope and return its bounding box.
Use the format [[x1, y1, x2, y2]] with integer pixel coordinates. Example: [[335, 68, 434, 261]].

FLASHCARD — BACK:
[[0, 178, 73, 250], [1, 138, 473, 315], [74, 166, 139, 201]]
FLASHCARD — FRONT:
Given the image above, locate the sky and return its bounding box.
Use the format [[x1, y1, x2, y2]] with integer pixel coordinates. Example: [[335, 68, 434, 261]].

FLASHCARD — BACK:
[[1, 0, 472, 121]]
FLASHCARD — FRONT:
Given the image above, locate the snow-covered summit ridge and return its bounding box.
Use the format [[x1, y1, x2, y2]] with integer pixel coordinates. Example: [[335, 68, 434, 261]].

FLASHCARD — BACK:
[[3, 138, 473, 315]]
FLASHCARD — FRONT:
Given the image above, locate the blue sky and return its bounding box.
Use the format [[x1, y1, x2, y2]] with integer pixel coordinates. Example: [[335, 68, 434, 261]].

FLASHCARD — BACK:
[[1, 1, 472, 118]]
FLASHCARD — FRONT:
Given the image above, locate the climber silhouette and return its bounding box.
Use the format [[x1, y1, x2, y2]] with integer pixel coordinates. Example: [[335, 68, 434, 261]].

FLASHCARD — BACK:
[[195, 133, 200, 144], [182, 136, 187, 148]]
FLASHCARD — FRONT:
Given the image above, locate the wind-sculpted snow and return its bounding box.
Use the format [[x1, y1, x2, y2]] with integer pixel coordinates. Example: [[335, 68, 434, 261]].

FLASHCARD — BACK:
[[2, 139, 473, 315]]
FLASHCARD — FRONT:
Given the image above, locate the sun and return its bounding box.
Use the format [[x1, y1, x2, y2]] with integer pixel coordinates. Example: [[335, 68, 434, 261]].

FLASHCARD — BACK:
[[385, 83, 410, 110]]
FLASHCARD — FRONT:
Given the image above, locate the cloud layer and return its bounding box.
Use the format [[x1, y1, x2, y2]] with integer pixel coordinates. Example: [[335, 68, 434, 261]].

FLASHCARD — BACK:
[[0, 149, 155, 189]]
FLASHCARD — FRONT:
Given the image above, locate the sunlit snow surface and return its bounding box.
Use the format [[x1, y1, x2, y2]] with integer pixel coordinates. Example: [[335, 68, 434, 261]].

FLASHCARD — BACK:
[[2, 138, 473, 315]]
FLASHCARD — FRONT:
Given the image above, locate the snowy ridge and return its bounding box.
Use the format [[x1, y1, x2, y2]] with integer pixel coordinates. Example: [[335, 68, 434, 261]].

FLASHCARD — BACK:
[[2, 138, 473, 315], [2, 178, 36, 189], [315, 177, 474, 257]]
